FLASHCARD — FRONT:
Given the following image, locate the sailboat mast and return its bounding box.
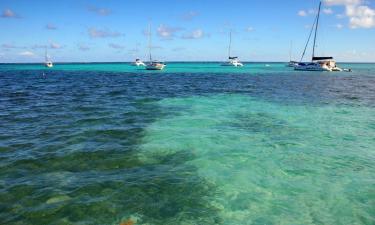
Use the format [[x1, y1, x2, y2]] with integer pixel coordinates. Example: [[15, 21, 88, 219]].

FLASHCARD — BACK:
[[289, 41, 293, 61], [228, 30, 232, 58], [148, 23, 152, 62], [312, 1, 322, 60]]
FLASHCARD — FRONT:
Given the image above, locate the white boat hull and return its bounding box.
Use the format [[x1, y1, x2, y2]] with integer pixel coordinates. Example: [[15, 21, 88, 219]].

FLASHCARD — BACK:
[[287, 61, 298, 67], [146, 62, 165, 70], [131, 60, 146, 67], [221, 60, 243, 67], [45, 62, 53, 68], [221, 63, 243, 67], [294, 61, 342, 72]]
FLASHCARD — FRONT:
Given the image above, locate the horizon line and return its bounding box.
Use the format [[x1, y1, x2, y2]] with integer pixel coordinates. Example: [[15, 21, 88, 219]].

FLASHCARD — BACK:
[[1, 61, 375, 64]]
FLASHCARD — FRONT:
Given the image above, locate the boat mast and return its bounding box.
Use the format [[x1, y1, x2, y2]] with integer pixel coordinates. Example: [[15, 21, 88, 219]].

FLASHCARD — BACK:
[[228, 30, 232, 58], [312, 1, 322, 60], [289, 41, 293, 61], [148, 23, 152, 62], [299, 3, 318, 62]]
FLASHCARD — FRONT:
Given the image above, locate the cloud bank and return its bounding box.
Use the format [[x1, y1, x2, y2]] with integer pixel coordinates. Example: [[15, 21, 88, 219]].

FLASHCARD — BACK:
[[324, 0, 375, 28]]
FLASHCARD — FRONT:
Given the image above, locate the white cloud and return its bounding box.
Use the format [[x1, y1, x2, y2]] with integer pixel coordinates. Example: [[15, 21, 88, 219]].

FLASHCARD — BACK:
[[324, 0, 375, 28], [46, 23, 57, 30], [181, 11, 199, 20], [19, 51, 35, 57], [87, 6, 112, 16], [298, 10, 308, 16], [336, 23, 344, 29], [323, 8, 334, 14], [182, 29, 205, 39], [324, 0, 362, 6], [157, 24, 182, 39], [246, 26, 254, 32], [88, 28, 122, 38], [50, 43, 62, 49], [298, 9, 318, 17], [347, 5, 375, 28], [108, 43, 125, 49], [1, 9, 19, 18], [308, 9, 316, 14]]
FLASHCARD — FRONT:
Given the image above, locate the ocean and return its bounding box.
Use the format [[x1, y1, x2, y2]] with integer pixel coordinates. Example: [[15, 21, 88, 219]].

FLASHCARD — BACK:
[[0, 62, 374, 224]]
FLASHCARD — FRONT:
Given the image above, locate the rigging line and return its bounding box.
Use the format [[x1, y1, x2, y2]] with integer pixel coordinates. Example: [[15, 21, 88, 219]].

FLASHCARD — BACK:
[[312, 1, 322, 60], [300, 11, 318, 62], [228, 30, 232, 59], [148, 23, 152, 62]]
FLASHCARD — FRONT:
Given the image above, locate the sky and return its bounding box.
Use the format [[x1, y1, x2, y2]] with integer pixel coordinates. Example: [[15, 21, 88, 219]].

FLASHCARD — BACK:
[[0, 0, 374, 63]]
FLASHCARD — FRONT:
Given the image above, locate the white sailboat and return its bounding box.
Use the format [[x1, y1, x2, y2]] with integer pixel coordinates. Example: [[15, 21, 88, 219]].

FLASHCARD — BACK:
[[287, 41, 298, 67], [145, 24, 166, 70], [131, 43, 146, 66], [44, 48, 53, 68], [221, 31, 243, 67], [132, 58, 146, 67], [295, 1, 342, 72]]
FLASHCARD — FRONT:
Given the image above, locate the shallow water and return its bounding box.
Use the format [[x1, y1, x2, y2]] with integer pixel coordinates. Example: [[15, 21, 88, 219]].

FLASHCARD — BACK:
[[0, 63, 374, 224]]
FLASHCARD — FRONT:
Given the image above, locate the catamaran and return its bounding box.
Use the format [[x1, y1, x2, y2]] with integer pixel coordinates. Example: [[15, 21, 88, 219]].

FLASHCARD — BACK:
[[145, 24, 166, 70], [221, 31, 243, 67], [44, 48, 53, 68], [295, 1, 342, 72]]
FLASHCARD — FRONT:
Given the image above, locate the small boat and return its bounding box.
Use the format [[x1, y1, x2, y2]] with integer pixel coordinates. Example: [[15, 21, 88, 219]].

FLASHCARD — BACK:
[[221, 57, 243, 67], [145, 61, 166, 70], [145, 24, 165, 70], [295, 1, 342, 72], [287, 41, 298, 67], [287, 61, 298, 67], [221, 31, 243, 67], [44, 48, 53, 68], [131, 58, 146, 67]]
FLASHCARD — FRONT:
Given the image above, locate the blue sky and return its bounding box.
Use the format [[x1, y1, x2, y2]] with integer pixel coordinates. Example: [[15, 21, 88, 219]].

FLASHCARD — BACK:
[[0, 0, 374, 62]]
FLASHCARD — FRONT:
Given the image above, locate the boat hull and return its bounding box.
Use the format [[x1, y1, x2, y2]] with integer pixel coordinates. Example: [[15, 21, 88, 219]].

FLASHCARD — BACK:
[[131, 62, 146, 67], [45, 62, 53, 68], [145, 63, 165, 70], [294, 66, 329, 71], [221, 62, 243, 67]]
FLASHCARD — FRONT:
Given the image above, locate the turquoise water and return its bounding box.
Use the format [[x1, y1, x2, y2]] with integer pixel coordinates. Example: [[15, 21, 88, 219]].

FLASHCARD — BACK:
[[0, 63, 374, 224], [1, 62, 374, 74]]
